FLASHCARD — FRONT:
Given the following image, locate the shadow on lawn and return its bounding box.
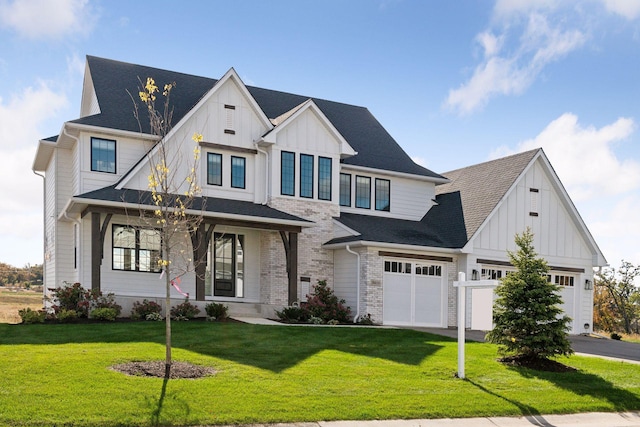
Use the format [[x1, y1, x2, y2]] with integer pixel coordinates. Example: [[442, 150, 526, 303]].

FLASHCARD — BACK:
[[0, 322, 445, 373], [517, 363, 640, 412]]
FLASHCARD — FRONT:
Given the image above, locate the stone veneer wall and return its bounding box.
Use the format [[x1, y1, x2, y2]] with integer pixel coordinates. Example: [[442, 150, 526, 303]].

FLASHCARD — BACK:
[[267, 197, 340, 300], [359, 247, 384, 323], [259, 231, 288, 306]]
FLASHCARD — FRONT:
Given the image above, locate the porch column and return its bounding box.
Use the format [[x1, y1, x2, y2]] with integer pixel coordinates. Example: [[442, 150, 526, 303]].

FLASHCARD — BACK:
[[191, 223, 215, 301], [91, 212, 101, 292], [279, 230, 299, 305]]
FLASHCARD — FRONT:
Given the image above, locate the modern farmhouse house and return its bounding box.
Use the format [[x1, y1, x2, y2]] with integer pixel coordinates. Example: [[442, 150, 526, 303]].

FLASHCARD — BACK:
[[32, 56, 606, 333]]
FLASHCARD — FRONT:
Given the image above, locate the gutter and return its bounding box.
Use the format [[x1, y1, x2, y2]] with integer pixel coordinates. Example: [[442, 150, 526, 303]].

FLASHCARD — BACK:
[[345, 245, 361, 323], [33, 170, 47, 299], [254, 143, 270, 204]]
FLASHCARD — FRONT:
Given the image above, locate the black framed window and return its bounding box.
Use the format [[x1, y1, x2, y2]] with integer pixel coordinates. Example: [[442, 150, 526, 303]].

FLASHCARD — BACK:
[[355, 176, 371, 209], [281, 151, 295, 196], [231, 156, 246, 189], [318, 157, 332, 201], [112, 225, 161, 273], [300, 154, 314, 198], [375, 178, 390, 211], [207, 153, 222, 186], [339, 173, 351, 206], [91, 137, 116, 173]]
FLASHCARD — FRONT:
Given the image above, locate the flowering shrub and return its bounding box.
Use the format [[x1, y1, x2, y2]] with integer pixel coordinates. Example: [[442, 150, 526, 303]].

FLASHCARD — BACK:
[[48, 282, 121, 319], [204, 302, 228, 321], [276, 280, 352, 324], [146, 312, 163, 321], [170, 299, 200, 320], [131, 299, 163, 320], [304, 280, 351, 323]]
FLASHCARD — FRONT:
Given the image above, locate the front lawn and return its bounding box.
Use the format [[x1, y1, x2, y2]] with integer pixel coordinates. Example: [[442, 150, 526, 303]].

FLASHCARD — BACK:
[[0, 322, 638, 426]]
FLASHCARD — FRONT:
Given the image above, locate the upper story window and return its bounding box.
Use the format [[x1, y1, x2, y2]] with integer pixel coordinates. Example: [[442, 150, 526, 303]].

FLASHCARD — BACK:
[[318, 157, 332, 201], [355, 176, 371, 209], [207, 153, 222, 186], [91, 137, 116, 173], [231, 156, 246, 189], [300, 154, 314, 198], [281, 151, 295, 196], [112, 225, 161, 273], [339, 173, 351, 207], [375, 178, 390, 211]]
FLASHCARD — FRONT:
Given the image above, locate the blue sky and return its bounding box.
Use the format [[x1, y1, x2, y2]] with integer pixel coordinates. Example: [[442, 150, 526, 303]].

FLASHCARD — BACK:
[[0, 0, 639, 271]]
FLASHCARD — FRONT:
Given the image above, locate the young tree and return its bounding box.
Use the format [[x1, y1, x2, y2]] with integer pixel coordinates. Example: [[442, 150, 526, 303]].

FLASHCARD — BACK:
[[486, 228, 573, 363], [594, 261, 640, 334], [134, 78, 204, 378]]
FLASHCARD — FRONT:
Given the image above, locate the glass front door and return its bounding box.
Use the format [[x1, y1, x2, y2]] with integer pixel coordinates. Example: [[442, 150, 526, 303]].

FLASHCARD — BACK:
[[206, 233, 244, 298]]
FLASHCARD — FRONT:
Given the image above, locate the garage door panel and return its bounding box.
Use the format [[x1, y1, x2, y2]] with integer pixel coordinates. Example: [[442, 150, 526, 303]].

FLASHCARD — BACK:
[[383, 274, 412, 324], [414, 276, 442, 325]]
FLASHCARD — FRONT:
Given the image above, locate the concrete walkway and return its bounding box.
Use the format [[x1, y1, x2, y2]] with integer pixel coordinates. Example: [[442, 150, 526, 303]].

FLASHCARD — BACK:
[[227, 412, 640, 426]]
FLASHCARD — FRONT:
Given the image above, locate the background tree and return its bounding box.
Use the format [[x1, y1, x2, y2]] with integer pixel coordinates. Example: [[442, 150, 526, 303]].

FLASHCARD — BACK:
[[594, 261, 640, 334], [133, 77, 204, 378], [486, 228, 573, 364]]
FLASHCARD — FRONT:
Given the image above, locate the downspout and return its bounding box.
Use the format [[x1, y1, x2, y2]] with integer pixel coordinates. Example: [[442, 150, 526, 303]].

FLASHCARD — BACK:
[[345, 245, 361, 323], [62, 127, 83, 284], [33, 170, 46, 300], [254, 143, 269, 204]]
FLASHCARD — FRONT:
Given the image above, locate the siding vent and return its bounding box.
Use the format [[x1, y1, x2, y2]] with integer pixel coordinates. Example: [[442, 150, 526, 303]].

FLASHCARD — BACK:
[[224, 104, 235, 135], [529, 188, 539, 216]]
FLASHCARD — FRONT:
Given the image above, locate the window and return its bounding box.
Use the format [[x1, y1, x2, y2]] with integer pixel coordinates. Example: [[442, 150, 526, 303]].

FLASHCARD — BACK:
[[355, 176, 371, 209], [318, 157, 332, 201], [112, 225, 161, 273], [91, 137, 116, 173], [339, 173, 351, 206], [384, 261, 411, 274], [300, 154, 314, 198], [481, 268, 503, 280], [281, 151, 295, 196], [231, 156, 246, 189], [207, 153, 222, 186], [375, 178, 390, 211], [554, 275, 575, 287], [415, 264, 442, 277]]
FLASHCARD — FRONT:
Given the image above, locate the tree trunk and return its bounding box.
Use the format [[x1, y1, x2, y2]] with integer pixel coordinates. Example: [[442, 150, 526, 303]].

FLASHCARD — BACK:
[[164, 245, 172, 379]]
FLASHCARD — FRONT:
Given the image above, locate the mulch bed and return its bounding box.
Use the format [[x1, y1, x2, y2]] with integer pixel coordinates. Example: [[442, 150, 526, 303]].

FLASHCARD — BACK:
[[111, 361, 217, 379], [498, 355, 577, 372]]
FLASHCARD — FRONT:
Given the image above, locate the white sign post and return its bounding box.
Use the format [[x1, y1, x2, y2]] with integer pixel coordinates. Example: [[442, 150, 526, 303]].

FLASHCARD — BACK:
[[453, 272, 499, 379]]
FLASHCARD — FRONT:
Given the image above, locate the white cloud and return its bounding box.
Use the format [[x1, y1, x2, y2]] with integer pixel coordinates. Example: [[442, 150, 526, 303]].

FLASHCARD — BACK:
[[411, 155, 428, 168], [444, 13, 586, 115], [492, 113, 639, 201], [601, 0, 640, 20], [0, 0, 96, 40], [0, 83, 68, 266], [587, 195, 640, 266]]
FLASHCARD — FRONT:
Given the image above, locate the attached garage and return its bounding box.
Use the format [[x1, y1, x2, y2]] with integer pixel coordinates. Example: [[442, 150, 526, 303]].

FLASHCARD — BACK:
[[383, 259, 448, 327]]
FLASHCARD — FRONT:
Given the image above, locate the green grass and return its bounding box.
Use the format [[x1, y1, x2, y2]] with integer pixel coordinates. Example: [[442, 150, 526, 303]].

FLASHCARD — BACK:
[[0, 322, 639, 426]]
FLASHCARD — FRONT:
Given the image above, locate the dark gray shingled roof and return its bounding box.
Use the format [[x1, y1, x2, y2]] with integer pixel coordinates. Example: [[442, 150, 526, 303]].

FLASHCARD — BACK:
[[75, 56, 444, 180], [76, 185, 311, 224], [327, 191, 467, 249], [435, 149, 540, 241]]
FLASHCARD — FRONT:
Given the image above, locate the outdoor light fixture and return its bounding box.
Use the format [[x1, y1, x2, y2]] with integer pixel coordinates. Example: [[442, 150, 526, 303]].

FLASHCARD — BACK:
[[584, 279, 593, 290], [471, 269, 479, 280]]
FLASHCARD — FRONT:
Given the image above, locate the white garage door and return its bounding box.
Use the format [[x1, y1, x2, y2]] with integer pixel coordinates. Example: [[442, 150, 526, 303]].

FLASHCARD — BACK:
[[383, 259, 447, 327]]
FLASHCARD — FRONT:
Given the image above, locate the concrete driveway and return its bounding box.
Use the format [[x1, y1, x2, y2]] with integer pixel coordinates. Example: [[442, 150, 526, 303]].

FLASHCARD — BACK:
[[415, 327, 640, 363]]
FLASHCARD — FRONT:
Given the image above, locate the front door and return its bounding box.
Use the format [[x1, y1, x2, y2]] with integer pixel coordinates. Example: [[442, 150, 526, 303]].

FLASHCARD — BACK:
[[214, 233, 235, 297]]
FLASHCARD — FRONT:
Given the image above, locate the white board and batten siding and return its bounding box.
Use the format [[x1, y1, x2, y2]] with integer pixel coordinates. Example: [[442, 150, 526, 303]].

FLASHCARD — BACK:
[[332, 249, 359, 313], [469, 159, 596, 334], [339, 170, 435, 221]]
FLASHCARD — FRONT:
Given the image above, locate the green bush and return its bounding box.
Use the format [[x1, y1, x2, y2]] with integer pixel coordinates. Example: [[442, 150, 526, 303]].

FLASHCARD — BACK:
[[91, 292, 122, 316], [91, 307, 117, 321], [57, 309, 78, 323], [204, 302, 228, 321], [145, 312, 163, 321], [170, 299, 200, 320], [275, 305, 310, 323], [18, 307, 45, 324], [131, 299, 163, 320], [304, 280, 351, 323]]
